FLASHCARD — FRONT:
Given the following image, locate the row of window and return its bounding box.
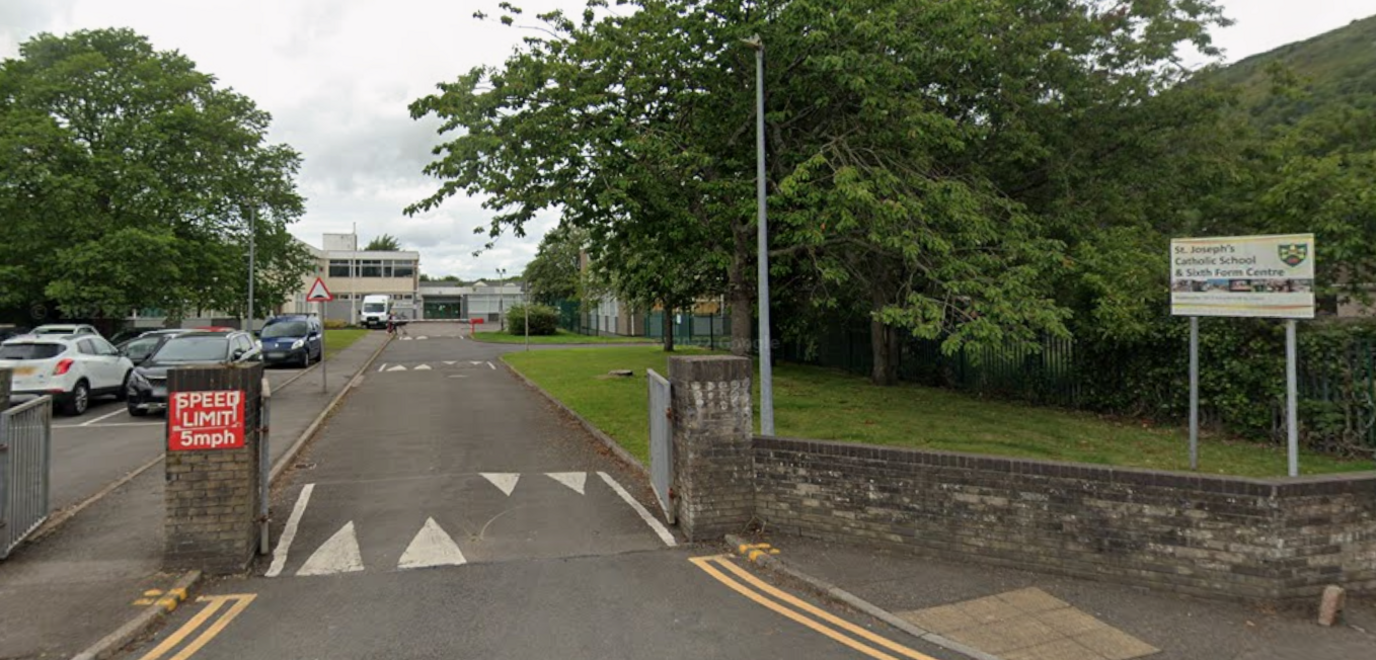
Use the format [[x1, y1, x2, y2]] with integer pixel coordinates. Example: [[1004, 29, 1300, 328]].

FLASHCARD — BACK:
[[295, 293, 415, 302], [327, 260, 417, 279]]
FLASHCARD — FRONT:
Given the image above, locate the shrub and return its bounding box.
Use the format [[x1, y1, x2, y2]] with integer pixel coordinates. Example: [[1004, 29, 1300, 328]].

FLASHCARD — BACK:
[[505, 304, 558, 335], [323, 319, 350, 330]]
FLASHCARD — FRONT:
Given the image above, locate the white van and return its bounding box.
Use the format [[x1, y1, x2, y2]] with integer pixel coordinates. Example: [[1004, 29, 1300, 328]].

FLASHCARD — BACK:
[[360, 294, 390, 329]]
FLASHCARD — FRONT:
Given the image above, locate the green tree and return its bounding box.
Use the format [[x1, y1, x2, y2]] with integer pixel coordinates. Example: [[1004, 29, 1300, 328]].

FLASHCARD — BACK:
[[0, 28, 310, 320], [364, 234, 401, 251], [523, 224, 585, 304], [409, 1, 1230, 380]]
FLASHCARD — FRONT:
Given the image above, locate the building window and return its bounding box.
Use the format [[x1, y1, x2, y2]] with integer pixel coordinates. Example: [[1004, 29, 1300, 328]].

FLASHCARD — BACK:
[[328, 260, 351, 277], [358, 260, 382, 277], [392, 261, 416, 278]]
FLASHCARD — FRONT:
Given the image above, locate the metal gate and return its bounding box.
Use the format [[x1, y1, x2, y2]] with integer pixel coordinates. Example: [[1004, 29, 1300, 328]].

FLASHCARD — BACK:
[[1, 396, 53, 559], [647, 369, 675, 524]]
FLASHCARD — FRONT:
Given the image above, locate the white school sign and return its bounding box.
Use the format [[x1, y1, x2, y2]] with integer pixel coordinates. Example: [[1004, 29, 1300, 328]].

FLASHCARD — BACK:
[[1170, 233, 1315, 319]]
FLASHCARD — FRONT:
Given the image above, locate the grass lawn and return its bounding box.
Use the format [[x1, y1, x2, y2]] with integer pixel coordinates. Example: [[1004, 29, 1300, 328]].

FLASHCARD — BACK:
[[503, 346, 1375, 478], [474, 329, 655, 345], [323, 328, 369, 359]]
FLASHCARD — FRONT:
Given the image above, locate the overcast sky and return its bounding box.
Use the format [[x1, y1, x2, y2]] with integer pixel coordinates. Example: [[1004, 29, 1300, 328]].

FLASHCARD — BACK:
[[2, 1, 1372, 279]]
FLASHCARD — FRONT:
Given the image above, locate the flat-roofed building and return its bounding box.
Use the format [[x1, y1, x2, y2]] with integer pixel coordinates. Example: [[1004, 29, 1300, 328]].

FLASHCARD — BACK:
[[284, 233, 421, 323]]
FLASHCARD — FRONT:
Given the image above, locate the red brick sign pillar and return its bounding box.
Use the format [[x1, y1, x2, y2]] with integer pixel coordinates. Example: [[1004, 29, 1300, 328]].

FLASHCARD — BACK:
[[164, 365, 264, 574], [668, 356, 754, 541]]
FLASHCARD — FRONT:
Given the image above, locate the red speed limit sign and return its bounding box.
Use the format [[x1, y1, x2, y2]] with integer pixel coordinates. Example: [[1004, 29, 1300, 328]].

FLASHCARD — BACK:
[[168, 390, 246, 451]]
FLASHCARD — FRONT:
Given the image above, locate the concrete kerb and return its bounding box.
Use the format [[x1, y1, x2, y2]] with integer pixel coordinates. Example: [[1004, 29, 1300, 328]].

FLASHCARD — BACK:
[[498, 358, 649, 478], [268, 333, 392, 484], [270, 360, 319, 393], [69, 570, 202, 660], [723, 534, 1005, 660]]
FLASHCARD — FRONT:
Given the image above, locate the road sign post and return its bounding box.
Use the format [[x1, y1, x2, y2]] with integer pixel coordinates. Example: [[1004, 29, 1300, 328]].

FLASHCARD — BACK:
[[306, 277, 335, 394], [1170, 234, 1315, 476]]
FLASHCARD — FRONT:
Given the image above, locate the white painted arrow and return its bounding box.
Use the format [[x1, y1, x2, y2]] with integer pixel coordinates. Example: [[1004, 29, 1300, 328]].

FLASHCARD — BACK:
[[481, 472, 520, 496], [386, 365, 408, 372], [397, 518, 467, 570], [297, 522, 364, 576], [546, 472, 587, 495], [414, 364, 432, 371]]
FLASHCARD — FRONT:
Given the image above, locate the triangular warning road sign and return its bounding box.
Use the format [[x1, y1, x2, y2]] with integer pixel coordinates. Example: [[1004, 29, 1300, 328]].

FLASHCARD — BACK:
[[305, 277, 334, 302]]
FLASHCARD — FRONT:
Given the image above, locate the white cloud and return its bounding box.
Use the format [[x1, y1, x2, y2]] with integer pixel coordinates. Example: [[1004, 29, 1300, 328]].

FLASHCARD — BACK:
[[2, 1, 1371, 278]]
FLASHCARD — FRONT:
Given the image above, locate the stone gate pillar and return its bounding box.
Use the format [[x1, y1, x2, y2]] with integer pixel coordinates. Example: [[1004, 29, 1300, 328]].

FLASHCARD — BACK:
[[164, 364, 263, 574], [668, 356, 754, 541]]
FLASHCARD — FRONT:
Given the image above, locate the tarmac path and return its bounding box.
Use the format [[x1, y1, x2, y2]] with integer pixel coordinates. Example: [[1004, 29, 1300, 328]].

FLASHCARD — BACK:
[[117, 325, 966, 660]]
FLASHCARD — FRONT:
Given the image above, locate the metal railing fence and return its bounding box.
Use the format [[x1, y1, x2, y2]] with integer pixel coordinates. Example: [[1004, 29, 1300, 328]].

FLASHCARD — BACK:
[[1, 396, 53, 559]]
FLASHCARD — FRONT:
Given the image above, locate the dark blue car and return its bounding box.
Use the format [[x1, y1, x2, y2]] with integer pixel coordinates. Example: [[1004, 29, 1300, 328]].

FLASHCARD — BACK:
[[259, 315, 323, 367]]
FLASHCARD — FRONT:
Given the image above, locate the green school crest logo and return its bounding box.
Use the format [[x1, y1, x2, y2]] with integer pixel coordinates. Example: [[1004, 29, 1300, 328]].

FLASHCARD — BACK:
[[1279, 244, 1308, 267]]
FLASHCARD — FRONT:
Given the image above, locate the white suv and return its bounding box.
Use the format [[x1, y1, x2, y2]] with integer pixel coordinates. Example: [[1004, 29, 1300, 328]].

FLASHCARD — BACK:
[[30, 323, 100, 336], [0, 334, 134, 415]]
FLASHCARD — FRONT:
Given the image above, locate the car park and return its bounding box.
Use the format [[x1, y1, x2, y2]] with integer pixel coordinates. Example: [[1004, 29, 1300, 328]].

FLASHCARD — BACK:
[[126, 330, 261, 416], [0, 334, 133, 415], [31, 323, 100, 337], [259, 315, 323, 367]]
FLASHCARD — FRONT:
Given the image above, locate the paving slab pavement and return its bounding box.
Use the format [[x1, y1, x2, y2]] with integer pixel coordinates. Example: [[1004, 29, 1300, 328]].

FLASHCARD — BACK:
[[751, 534, 1376, 660], [0, 331, 389, 660]]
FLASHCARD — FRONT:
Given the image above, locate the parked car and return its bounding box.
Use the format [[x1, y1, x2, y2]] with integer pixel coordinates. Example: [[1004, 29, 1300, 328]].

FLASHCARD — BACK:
[[259, 315, 323, 367], [0, 325, 30, 342], [0, 334, 134, 415], [116, 329, 195, 366], [30, 323, 100, 337], [126, 331, 261, 416]]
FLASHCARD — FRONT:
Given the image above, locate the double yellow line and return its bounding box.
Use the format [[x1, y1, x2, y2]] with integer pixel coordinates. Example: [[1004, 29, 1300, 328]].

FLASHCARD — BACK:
[[690, 555, 936, 660], [138, 594, 256, 660]]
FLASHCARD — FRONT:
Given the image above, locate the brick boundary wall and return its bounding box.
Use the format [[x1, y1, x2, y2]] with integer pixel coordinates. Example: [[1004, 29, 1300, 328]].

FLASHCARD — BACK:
[[164, 365, 263, 574], [753, 436, 1376, 601]]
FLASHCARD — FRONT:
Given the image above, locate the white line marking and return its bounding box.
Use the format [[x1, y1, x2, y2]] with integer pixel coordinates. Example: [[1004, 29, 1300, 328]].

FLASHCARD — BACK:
[[443, 361, 456, 366], [266, 484, 315, 577], [546, 472, 587, 495], [397, 517, 467, 570], [53, 422, 163, 429], [487, 361, 496, 370], [448, 375, 468, 379], [481, 472, 520, 496], [80, 407, 127, 426], [377, 363, 387, 373], [598, 472, 676, 547], [414, 364, 432, 371], [297, 521, 364, 576], [386, 365, 408, 372], [417, 336, 429, 341], [401, 336, 414, 341], [469, 361, 484, 366]]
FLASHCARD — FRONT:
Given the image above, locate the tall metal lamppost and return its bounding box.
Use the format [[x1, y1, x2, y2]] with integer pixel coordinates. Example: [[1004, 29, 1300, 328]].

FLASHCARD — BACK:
[[743, 34, 775, 436], [246, 206, 255, 333], [496, 267, 506, 330]]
